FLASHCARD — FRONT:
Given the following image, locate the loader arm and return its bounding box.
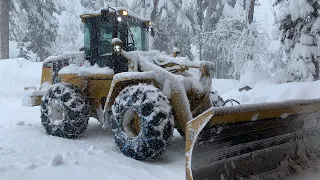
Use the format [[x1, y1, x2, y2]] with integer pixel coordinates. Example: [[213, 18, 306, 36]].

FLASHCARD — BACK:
[[187, 98, 320, 180], [120, 50, 216, 131]]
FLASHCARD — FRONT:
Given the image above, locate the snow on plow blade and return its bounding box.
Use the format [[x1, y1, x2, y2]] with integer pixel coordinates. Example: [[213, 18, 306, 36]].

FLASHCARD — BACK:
[[186, 99, 320, 180]]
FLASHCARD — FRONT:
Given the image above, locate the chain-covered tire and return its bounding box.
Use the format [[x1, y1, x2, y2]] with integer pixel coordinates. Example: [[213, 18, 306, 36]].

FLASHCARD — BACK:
[[111, 83, 174, 160], [40, 83, 90, 139]]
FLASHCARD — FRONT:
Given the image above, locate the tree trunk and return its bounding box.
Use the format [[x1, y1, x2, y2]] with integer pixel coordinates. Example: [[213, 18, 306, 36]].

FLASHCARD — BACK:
[[313, 59, 319, 81], [198, 0, 203, 61], [243, 0, 246, 10], [247, 0, 255, 25], [0, 0, 9, 59]]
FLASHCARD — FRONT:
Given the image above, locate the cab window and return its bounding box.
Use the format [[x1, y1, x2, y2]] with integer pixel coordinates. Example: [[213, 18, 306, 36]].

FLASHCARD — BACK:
[[98, 22, 113, 55], [128, 25, 142, 50], [84, 22, 91, 56]]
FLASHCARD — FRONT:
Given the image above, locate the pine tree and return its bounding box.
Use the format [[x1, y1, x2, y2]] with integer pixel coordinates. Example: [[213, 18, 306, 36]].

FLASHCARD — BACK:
[[131, 0, 195, 59], [274, 0, 320, 82], [9, 1, 28, 42], [21, 0, 64, 61], [81, 0, 128, 11], [10, 1, 30, 59], [202, 1, 246, 78], [51, 0, 82, 55], [130, 0, 154, 19], [17, 45, 31, 60]]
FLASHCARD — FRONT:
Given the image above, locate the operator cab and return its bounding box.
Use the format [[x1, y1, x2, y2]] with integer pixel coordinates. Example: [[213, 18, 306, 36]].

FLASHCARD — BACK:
[[80, 7, 155, 73]]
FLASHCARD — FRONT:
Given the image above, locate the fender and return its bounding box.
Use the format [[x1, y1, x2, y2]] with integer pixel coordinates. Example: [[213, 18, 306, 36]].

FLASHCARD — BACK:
[[104, 71, 157, 110]]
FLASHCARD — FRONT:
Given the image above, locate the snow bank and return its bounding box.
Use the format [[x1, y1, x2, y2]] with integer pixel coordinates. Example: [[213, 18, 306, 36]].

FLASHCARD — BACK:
[[223, 80, 320, 105], [212, 79, 238, 94], [238, 60, 278, 89], [0, 59, 42, 99]]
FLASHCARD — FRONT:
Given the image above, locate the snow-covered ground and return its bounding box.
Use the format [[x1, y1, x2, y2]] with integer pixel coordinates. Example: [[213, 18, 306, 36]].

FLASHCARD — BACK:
[[1, 59, 320, 180]]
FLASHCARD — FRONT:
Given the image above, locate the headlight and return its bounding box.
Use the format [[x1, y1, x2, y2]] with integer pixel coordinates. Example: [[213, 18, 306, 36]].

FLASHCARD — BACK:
[[116, 16, 122, 22], [121, 10, 128, 16], [113, 45, 122, 53]]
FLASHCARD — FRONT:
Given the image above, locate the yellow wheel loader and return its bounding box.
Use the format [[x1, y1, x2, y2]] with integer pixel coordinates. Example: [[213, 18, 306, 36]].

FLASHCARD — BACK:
[[22, 7, 320, 179]]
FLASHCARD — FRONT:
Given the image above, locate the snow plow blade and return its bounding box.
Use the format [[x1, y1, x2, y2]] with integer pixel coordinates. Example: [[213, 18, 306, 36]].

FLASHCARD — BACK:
[[186, 99, 320, 180]]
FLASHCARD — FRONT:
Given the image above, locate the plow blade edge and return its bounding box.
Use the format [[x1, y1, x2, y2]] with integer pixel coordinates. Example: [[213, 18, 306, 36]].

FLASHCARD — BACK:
[[186, 99, 320, 180]]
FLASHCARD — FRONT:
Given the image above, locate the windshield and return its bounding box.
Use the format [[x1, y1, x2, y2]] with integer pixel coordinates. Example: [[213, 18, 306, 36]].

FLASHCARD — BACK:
[[128, 25, 142, 50], [127, 21, 148, 51]]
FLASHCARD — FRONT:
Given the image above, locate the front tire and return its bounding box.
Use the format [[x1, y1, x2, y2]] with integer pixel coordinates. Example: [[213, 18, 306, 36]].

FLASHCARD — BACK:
[[111, 84, 174, 160], [40, 83, 90, 139]]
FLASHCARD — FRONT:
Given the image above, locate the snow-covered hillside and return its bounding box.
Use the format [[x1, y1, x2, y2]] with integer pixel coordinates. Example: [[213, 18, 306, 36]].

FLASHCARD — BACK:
[[0, 59, 320, 180]]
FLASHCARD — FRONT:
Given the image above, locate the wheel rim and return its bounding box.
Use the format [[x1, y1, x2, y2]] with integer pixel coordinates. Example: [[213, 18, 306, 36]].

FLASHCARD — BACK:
[[48, 99, 64, 126], [123, 108, 141, 138]]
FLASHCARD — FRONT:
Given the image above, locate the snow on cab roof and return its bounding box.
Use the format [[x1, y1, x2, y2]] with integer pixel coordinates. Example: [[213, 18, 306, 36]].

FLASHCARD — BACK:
[[80, 7, 150, 23]]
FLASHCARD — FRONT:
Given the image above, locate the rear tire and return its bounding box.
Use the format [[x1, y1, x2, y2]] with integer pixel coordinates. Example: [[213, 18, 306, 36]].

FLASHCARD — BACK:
[[40, 83, 90, 139], [111, 84, 174, 160]]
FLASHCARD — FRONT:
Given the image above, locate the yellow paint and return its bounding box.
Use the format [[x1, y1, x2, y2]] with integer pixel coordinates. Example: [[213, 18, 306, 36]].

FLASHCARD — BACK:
[[208, 103, 320, 126], [132, 113, 141, 135], [40, 67, 52, 84], [59, 73, 113, 109], [59, 74, 87, 90], [186, 109, 214, 180], [85, 79, 113, 109]]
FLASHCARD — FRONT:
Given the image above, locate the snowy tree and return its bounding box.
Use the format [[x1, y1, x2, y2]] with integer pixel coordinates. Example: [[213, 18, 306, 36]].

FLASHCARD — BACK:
[[201, 1, 247, 78], [131, 0, 195, 59], [130, 0, 154, 20], [21, 0, 64, 61], [201, 0, 239, 65], [51, 0, 82, 55], [274, 0, 320, 82], [203, 0, 237, 33], [9, 1, 31, 59], [9, 1, 28, 42], [199, 0, 273, 79], [81, 0, 128, 11], [233, 23, 270, 78], [17, 46, 31, 60], [181, 0, 200, 33]]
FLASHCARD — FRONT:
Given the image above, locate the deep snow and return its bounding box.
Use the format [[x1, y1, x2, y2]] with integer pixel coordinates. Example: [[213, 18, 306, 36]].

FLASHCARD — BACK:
[[1, 59, 320, 180]]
